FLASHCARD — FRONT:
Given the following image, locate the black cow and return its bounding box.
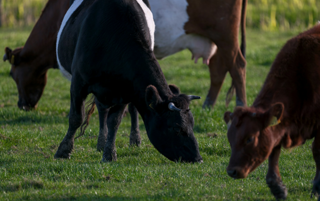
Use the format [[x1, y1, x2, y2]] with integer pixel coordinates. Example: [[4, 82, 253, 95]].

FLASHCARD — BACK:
[[54, 0, 202, 163]]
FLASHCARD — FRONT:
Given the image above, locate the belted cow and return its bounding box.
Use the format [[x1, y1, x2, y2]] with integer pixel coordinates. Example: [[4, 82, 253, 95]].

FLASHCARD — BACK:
[[4, 0, 246, 111], [54, 0, 202, 163], [224, 24, 320, 200]]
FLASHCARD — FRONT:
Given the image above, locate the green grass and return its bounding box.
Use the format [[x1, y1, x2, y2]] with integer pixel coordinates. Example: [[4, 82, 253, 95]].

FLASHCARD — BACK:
[[0, 27, 317, 200]]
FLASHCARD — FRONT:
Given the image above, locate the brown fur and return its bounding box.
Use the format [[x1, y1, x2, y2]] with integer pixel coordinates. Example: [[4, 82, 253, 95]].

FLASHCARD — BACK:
[[225, 24, 320, 199], [185, 0, 247, 107], [3, 0, 70, 110]]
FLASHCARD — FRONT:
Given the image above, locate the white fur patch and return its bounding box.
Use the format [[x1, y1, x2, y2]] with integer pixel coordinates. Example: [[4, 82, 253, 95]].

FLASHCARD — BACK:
[[149, 0, 188, 51], [136, 0, 155, 50], [56, 0, 84, 81], [149, 0, 216, 65], [56, 0, 155, 81]]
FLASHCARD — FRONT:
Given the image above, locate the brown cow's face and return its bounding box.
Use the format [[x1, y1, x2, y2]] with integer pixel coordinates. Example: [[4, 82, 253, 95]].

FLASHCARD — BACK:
[[224, 103, 284, 179], [5, 47, 47, 111]]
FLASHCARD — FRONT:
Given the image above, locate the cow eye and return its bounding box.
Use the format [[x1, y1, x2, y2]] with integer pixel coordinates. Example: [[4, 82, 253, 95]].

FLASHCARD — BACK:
[[246, 136, 254, 144]]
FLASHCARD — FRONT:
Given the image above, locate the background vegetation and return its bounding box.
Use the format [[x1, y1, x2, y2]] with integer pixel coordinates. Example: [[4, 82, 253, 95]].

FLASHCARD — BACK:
[[0, 0, 319, 29]]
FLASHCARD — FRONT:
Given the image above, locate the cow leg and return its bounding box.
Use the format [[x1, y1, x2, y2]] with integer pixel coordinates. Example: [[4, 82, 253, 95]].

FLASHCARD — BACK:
[[54, 78, 87, 159], [203, 50, 228, 108], [229, 50, 246, 107], [128, 103, 141, 146], [266, 145, 287, 200], [311, 134, 320, 199], [101, 104, 127, 162], [96, 98, 109, 152]]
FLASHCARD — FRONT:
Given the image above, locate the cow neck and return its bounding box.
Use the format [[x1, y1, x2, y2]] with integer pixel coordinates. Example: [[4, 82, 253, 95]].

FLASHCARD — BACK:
[[131, 57, 172, 120], [251, 56, 299, 145], [20, 0, 69, 68]]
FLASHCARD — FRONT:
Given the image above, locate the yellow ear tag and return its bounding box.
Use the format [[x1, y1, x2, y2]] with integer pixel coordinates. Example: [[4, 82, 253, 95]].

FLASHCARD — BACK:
[[227, 120, 232, 129], [10, 55, 15, 64], [149, 103, 154, 110], [269, 116, 281, 127]]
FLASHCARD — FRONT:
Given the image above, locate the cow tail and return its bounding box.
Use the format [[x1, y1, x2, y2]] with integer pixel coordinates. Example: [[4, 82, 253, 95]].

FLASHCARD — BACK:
[[226, 81, 236, 107], [240, 0, 247, 59], [75, 95, 96, 140]]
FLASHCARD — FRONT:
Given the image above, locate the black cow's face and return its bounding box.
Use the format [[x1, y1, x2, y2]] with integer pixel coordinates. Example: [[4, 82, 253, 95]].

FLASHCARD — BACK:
[[144, 85, 202, 163]]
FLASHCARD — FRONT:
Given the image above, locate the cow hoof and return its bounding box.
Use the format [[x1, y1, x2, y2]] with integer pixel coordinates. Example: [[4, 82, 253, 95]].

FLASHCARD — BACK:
[[202, 96, 214, 109], [54, 140, 73, 159], [311, 181, 320, 199], [130, 132, 141, 147], [54, 152, 71, 159], [267, 178, 287, 200], [100, 157, 112, 163], [101, 154, 117, 163], [54, 150, 71, 159], [103, 147, 117, 162]]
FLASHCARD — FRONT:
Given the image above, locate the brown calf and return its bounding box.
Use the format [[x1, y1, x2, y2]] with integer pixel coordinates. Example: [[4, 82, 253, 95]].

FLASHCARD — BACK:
[[3, 0, 70, 110], [224, 24, 320, 200]]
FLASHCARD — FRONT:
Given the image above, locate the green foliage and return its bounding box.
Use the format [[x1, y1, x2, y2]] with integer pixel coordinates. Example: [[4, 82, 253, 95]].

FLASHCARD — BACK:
[[0, 0, 319, 29], [0, 26, 316, 200], [247, 0, 320, 30], [1, 0, 45, 27]]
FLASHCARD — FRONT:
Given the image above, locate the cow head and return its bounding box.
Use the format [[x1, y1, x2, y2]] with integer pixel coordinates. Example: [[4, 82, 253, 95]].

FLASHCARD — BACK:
[[224, 103, 284, 178], [3, 47, 47, 111], [144, 85, 203, 163]]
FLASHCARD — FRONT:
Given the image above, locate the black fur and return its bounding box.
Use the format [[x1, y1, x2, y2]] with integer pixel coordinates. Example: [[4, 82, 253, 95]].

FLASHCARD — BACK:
[[55, 0, 202, 163]]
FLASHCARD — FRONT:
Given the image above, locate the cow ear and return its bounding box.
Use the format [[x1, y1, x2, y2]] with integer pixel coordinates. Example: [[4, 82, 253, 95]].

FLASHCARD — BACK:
[[3, 47, 12, 62], [263, 102, 284, 128], [224, 111, 233, 129], [4, 47, 21, 65], [145, 85, 162, 111], [224, 111, 232, 124], [169, 84, 180, 95]]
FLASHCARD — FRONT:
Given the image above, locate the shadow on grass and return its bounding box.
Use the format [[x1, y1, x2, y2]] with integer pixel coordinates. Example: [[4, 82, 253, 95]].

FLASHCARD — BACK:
[[200, 146, 230, 157], [0, 114, 67, 126], [0, 179, 44, 193], [0, 71, 10, 77], [33, 193, 277, 201]]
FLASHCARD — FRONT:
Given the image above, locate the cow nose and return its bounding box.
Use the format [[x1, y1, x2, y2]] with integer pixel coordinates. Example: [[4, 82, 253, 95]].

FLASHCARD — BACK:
[[227, 169, 237, 178]]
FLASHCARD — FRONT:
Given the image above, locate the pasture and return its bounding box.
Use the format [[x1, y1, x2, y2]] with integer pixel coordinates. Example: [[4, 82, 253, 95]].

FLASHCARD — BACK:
[[0, 26, 317, 200]]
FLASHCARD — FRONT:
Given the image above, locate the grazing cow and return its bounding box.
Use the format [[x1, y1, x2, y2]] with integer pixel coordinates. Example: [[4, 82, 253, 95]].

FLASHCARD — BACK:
[[55, 0, 203, 163], [224, 24, 320, 200], [3, 0, 70, 111], [4, 0, 246, 110], [149, 0, 247, 108]]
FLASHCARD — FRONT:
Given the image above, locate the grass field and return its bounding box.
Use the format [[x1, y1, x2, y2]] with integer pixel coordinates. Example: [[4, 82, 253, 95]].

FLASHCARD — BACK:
[[0, 27, 318, 200]]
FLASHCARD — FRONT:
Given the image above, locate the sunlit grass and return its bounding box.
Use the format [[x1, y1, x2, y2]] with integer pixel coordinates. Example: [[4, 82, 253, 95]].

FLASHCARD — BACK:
[[0, 27, 317, 200]]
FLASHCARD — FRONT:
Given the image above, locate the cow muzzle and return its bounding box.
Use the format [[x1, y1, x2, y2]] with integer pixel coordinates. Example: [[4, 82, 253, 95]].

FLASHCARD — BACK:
[[3, 54, 8, 62], [226, 167, 248, 179], [18, 99, 37, 111]]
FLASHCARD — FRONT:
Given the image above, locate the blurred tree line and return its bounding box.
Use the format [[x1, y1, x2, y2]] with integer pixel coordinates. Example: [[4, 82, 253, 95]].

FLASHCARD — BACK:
[[0, 0, 319, 30]]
